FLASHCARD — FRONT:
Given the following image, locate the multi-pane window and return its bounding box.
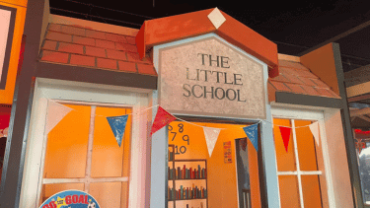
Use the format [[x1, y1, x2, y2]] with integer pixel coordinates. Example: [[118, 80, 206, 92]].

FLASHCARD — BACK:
[[40, 103, 131, 208], [273, 118, 325, 208]]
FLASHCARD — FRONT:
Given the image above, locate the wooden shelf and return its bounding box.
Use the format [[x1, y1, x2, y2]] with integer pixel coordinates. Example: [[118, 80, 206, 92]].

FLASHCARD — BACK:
[[168, 144, 208, 208]]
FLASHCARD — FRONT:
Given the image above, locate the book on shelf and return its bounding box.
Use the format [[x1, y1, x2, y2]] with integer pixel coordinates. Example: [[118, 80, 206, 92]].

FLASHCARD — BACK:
[[168, 184, 207, 200], [168, 166, 207, 180]]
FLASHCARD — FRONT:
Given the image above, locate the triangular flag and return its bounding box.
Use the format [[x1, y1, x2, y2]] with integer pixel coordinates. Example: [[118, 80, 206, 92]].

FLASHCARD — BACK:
[[243, 124, 259, 151], [203, 127, 221, 157], [45, 101, 72, 134], [309, 122, 320, 146], [151, 106, 176, 135], [279, 126, 291, 152], [107, 115, 129, 147]]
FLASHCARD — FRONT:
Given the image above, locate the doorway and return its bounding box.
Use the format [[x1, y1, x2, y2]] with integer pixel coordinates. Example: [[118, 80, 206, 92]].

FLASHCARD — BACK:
[[166, 120, 262, 208]]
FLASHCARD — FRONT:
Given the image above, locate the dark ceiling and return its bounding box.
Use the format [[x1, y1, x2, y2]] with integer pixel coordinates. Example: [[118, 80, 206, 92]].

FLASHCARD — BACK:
[[49, 0, 370, 73]]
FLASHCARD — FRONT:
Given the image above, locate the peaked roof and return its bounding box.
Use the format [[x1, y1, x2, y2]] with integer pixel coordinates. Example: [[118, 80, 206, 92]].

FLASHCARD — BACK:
[[135, 8, 279, 78]]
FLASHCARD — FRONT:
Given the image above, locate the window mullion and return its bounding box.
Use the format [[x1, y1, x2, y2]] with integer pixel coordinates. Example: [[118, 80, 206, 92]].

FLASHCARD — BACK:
[[85, 106, 96, 192], [292, 119, 305, 208]]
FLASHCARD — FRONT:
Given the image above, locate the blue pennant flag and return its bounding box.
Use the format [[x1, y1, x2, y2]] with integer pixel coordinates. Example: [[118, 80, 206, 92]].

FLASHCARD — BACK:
[[242, 124, 259, 151], [107, 115, 129, 147]]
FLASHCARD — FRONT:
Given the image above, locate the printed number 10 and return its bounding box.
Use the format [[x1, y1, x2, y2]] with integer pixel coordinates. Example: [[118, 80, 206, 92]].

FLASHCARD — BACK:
[[174, 145, 187, 154]]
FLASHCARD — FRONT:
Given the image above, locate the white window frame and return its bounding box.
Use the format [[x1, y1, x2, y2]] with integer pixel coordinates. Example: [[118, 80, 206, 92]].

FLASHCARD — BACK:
[[271, 106, 335, 208], [19, 78, 153, 208]]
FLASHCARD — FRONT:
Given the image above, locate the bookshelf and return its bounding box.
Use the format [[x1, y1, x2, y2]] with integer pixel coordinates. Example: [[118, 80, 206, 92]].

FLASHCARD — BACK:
[[168, 145, 208, 208]]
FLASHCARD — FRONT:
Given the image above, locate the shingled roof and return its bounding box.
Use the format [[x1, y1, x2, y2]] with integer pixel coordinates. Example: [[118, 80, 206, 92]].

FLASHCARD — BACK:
[[268, 59, 340, 102], [40, 23, 157, 76]]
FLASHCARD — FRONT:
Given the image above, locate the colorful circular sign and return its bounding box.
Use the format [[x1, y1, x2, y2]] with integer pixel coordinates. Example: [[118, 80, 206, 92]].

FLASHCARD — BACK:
[[39, 190, 100, 208]]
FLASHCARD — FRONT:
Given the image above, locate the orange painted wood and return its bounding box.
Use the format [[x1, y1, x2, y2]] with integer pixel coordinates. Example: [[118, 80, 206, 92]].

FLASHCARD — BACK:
[[300, 43, 340, 96], [137, 8, 279, 77]]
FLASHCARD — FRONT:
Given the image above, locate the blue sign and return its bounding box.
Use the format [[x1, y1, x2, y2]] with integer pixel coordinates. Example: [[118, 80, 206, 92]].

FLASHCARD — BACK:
[[39, 190, 100, 208]]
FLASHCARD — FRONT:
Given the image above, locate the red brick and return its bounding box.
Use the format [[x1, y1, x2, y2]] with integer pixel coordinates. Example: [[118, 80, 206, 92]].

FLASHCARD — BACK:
[[48, 23, 62, 32], [42, 40, 57, 50], [86, 30, 106, 39], [285, 83, 306, 94], [315, 88, 337, 98], [70, 54, 95, 67], [73, 36, 95, 46], [269, 80, 291, 92], [310, 78, 329, 88], [97, 58, 117, 70], [125, 36, 136, 44], [298, 77, 318, 87], [58, 42, 84, 54], [118, 61, 137, 73], [106, 33, 127, 43], [41, 50, 69, 64], [127, 52, 151, 63], [116, 43, 138, 53], [96, 39, 115, 49], [296, 70, 318, 79], [279, 67, 301, 77], [106, 49, 126, 61], [270, 73, 289, 83], [137, 64, 157, 75], [46, 31, 72, 42], [300, 85, 321, 96], [283, 74, 305, 85], [61, 25, 86, 36], [279, 60, 310, 71], [85, 46, 106, 58]]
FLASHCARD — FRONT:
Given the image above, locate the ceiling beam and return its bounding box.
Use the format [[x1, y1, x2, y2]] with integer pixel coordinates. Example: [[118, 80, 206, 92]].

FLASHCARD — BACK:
[[359, 115, 370, 123], [350, 107, 370, 117], [347, 81, 370, 98], [348, 93, 370, 102]]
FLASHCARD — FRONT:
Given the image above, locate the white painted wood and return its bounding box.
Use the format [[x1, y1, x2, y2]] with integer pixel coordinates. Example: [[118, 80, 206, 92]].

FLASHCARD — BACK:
[[84, 106, 95, 192], [43, 177, 128, 184], [271, 107, 336, 208], [19, 78, 151, 208], [291, 120, 305, 208]]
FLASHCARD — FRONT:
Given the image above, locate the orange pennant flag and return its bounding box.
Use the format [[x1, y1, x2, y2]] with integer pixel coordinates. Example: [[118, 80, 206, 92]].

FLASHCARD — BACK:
[[279, 126, 291, 152], [151, 106, 176, 135]]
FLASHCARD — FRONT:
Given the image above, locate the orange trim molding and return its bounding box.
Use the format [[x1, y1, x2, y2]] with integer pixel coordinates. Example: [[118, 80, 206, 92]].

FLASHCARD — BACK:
[[136, 8, 279, 78]]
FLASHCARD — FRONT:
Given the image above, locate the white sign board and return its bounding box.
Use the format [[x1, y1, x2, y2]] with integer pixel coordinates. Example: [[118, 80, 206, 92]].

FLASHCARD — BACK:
[[158, 37, 266, 119]]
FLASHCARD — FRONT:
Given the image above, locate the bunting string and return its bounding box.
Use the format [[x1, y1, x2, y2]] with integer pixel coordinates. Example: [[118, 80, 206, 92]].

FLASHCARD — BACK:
[[45, 99, 318, 130]]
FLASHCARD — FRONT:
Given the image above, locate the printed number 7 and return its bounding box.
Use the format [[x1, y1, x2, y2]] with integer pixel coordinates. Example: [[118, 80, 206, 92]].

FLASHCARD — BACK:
[[171, 132, 177, 141]]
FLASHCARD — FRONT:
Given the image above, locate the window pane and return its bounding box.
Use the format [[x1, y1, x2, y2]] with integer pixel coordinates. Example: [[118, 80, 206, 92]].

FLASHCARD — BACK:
[[89, 182, 122, 208], [41, 183, 84, 205], [295, 120, 319, 171], [91, 107, 131, 178], [273, 118, 296, 171], [301, 175, 323, 208], [44, 104, 90, 178], [278, 175, 300, 208]]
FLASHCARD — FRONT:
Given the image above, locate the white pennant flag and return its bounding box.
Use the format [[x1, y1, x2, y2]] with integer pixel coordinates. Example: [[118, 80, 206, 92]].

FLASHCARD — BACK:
[[45, 100, 72, 134], [309, 122, 320, 146], [203, 127, 221, 157]]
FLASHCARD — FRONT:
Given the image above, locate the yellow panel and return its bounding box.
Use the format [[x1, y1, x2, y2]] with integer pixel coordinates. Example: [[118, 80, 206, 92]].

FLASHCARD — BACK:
[[41, 183, 84, 206], [89, 182, 122, 208], [0, 2, 27, 104], [279, 175, 300, 208], [295, 119, 319, 171], [43, 104, 90, 178], [273, 118, 296, 171], [91, 106, 131, 178], [168, 121, 261, 208]]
